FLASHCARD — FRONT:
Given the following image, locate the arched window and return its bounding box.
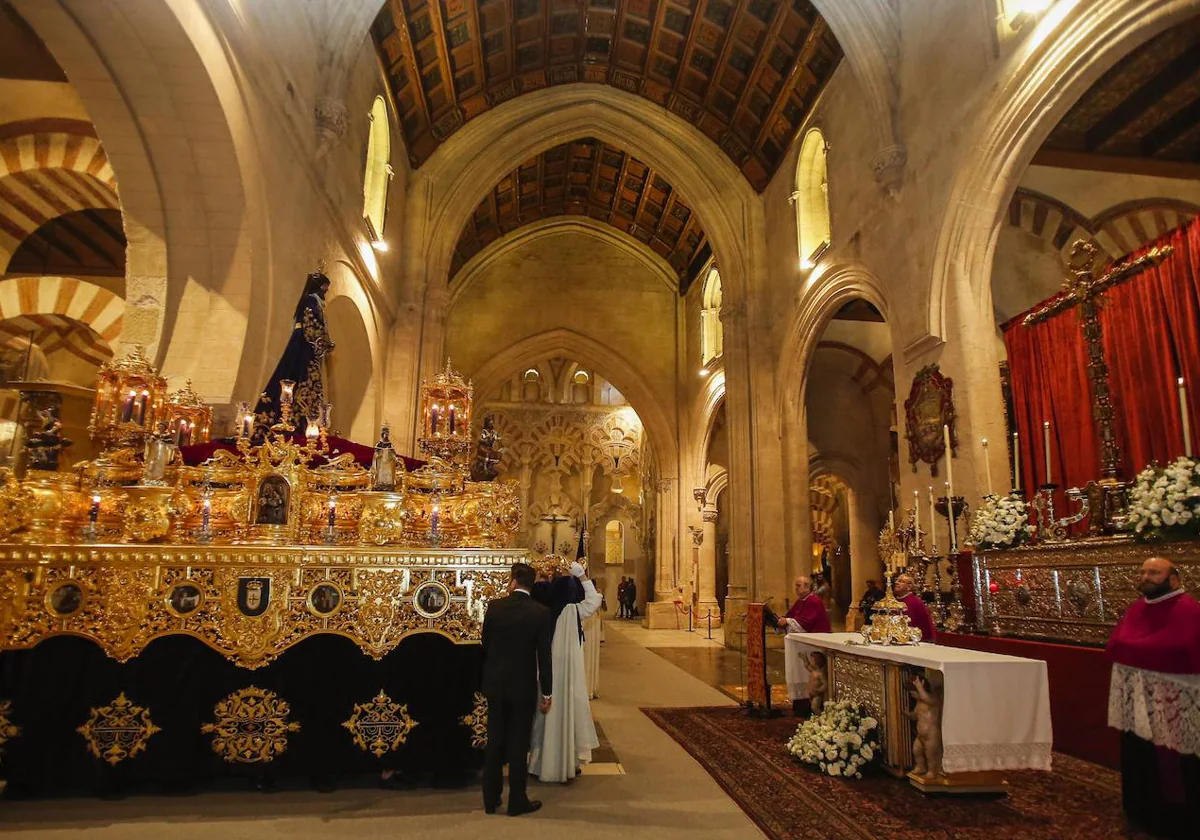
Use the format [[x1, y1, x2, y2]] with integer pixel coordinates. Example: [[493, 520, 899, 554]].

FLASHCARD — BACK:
[[793, 128, 831, 269], [363, 96, 392, 242], [605, 520, 625, 566], [700, 266, 723, 365]]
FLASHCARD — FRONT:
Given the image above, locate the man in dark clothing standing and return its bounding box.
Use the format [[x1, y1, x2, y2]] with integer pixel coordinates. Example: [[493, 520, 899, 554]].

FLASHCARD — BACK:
[[626, 578, 638, 618], [481, 562, 553, 816], [616, 577, 628, 618]]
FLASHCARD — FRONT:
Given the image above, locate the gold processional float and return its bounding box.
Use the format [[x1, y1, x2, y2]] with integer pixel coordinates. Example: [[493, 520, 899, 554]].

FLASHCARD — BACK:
[[0, 351, 525, 667]]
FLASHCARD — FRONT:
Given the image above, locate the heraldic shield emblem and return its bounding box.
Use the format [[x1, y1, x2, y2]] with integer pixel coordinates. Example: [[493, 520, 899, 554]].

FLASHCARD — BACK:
[[237, 577, 271, 617]]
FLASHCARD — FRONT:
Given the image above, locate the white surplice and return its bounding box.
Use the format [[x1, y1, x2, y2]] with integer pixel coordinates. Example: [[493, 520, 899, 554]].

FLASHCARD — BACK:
[[529, 578, 603, 782], [582, 612, 601, 698]]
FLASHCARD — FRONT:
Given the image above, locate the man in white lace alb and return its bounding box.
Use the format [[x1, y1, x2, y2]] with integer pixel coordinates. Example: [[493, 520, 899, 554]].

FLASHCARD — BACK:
[[1106, 557, 1200, 839]]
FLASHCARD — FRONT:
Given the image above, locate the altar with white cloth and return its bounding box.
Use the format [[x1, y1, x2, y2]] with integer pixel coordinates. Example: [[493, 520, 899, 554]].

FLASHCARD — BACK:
[[785, 632, 1053, 792]]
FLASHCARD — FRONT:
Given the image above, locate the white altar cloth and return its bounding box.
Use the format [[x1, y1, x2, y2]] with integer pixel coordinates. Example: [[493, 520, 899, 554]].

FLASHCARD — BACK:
[[785, 632, 1054, 773]]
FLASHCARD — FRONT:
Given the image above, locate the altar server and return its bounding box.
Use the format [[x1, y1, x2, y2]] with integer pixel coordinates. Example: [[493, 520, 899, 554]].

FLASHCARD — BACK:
[[894, 574, 935, 642], [1106, 557, 1200, 839], [781, 576, 831, 634], [529, 561, 603, 783]]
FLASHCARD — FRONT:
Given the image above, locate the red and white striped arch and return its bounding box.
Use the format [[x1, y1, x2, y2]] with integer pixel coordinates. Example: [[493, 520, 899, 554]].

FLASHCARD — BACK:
[[0, 124, 120, 272], [0, 276, 123, 369]]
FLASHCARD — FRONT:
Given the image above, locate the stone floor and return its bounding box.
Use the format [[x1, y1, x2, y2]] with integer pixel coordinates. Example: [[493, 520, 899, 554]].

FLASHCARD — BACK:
[[0, 621, 765, 839]]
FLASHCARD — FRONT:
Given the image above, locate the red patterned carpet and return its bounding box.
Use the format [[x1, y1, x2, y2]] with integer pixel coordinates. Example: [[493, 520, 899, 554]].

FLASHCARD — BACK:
[[643, 706, 1148, 840]]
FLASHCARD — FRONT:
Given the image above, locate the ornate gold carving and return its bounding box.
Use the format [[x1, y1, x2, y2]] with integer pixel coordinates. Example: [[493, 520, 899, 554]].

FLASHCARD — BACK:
[[830, 653, 888, 742], [342, 690, 418, 757], [77, 692, 160, 765], [0, 699, 20, 754], [122, 486, 175, 543], [202, 687, 300, 763], [460, 691, 487, 749], [975, 538, 1200, 645], [0, 469, 33, 540], [0, 545, 525, 668]]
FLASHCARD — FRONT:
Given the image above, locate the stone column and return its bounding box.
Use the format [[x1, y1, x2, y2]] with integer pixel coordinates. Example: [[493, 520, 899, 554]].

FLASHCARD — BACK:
[[645, 476, 681, 628], [698, 503, 721, 626], [846, 489, 882, 631]]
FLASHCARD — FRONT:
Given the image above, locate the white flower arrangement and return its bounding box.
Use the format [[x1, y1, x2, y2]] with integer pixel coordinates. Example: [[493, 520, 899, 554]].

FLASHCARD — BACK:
[[1122, 456, 1200, 540], [968, 491, 1035, 550], [784, 700, 879, 779]]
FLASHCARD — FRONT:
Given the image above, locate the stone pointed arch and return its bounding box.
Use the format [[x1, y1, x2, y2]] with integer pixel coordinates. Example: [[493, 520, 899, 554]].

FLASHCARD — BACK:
[[448, 218, 678, 307], [926, 0, 1197, 358], [809, 0, 904, 193], [409, 85, 762, 310], [777, 261, 891, 420], [469, 328, 678, 477]]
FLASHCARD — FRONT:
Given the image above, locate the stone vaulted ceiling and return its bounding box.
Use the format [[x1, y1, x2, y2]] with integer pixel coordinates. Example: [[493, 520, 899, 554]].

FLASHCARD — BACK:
[[372, 0, 842, 191], [449, 137, 710, 289]]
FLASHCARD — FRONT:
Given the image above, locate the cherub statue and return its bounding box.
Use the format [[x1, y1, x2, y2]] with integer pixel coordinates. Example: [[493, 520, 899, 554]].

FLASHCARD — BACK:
[[805, 651, 828, 713], [25, 408, 71, 471], [907, 673, 944, 779]]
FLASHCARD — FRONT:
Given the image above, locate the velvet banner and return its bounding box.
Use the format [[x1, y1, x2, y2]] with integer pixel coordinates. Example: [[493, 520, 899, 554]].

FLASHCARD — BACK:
[[1002, 215, 1200, 499]]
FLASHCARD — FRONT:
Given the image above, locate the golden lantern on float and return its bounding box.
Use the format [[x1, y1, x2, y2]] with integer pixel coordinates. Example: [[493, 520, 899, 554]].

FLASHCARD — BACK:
[[418, 358, 473, 465], [160, 380, 213, 446], [87, 345, 167, 456]]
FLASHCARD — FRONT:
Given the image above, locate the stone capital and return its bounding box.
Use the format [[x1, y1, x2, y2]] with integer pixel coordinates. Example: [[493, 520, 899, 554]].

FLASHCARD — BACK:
[[655, 476, 676, 494], [870, 143, 907, 198], [688, 525, 704, 547], [702, 504, 719, 523], [314, 96, 350, 159]]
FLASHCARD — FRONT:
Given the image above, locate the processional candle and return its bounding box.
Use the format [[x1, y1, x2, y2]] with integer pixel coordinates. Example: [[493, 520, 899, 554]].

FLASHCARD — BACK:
[[89, 494, 101, 524], [121, 391, 135, 423], [928, 486, 937, 553], [913, 489, 920, 537], [328, 497, 337, 529], [1043, 421, 1052, 484], [1179, 378, 1193, 458], [946, 481, 956, 553], [1013, 431, 1020, 491], [981, 438, 994, 496]]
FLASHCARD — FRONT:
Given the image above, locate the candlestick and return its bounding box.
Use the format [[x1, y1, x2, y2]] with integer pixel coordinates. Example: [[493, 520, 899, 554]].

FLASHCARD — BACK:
[[928, 485, 937, 553], [982, 437, 994, 496], [1180, 377, 1193, 458], [942, 424, 954, 493], [1043, 421, 1052, 485], [945, 481, 956, 553], [89, 493, 101, 524], [1013, 430, 1021, 491], [431, 502, 440, 534], [328, 497, 337, 529]]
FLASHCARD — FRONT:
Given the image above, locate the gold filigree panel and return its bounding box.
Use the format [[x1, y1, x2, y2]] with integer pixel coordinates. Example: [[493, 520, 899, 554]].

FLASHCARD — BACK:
[[830, 653, 887, 742], [77, 692, 160, 765], [460, 691, 487, 750], [202, 687, 299, 764], [976, 538, 1200, 645], [0, 545, 528, 668], [342, 690, 418, 757]]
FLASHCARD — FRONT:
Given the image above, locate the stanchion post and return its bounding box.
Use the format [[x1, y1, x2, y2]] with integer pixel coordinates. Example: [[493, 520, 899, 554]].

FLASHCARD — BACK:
[[706, 610, 713, 640]]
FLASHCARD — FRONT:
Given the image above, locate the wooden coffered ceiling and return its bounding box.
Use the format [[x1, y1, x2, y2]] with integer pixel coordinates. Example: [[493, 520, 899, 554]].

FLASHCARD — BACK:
[[372, 0, 842, 190], [450, 137, 710, 290], [1040, 17, 1200, 166]]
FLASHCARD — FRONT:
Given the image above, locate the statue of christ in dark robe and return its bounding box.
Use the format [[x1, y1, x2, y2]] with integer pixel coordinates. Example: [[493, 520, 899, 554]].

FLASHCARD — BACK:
[[254, 271, 335, 430]]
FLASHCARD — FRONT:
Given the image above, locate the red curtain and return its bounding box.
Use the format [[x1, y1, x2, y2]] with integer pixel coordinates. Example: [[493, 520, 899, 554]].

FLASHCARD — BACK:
[[1002, 215, 1200, 500]]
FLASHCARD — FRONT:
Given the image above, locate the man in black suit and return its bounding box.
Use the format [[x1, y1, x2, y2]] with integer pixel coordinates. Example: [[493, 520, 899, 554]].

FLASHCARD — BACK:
[[481, 562, 553, 816]]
